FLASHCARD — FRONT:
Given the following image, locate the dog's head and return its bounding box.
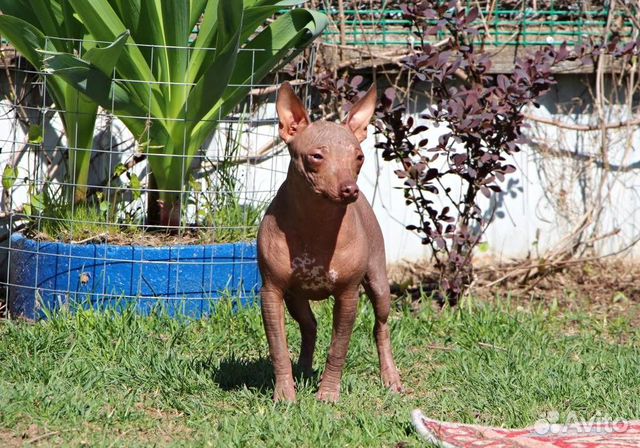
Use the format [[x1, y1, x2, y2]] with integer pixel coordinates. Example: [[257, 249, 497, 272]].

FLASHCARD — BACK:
[[276, 82, 377, 204]]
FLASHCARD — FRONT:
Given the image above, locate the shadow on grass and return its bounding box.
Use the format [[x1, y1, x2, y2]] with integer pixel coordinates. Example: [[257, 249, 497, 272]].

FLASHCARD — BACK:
[[203, 355, 320, 393], [211, 356, 274, 391]]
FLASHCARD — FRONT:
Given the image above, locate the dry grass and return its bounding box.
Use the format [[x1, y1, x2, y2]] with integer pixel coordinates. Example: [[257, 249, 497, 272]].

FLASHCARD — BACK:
[[389, 258, 640, 319]]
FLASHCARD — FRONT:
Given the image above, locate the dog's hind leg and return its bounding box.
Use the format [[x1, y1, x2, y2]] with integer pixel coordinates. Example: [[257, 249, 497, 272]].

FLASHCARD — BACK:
[[362, 271, 403, 393]]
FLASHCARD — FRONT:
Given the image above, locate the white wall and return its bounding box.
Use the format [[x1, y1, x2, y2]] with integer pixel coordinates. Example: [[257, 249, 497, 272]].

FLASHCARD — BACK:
[[2, 75, 639, 267]]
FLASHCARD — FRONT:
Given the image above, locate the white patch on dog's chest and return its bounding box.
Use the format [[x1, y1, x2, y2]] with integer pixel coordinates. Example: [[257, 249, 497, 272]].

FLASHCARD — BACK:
[[291, 253, 338, 290]]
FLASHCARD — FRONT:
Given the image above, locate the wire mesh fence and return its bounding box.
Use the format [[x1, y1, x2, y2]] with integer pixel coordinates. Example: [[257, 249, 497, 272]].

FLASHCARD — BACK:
[[0, 41, 317, 319]]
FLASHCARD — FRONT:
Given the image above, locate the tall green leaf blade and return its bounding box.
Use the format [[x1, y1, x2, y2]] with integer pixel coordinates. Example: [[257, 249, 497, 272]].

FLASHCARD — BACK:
[[184, 0, 243, 126], [63, 85, 98, 202], [83, 30, 129, 75], [189, 0, 209, 31], [191, 8, 327, 146], [246, 0, 303, 6], [138, 1, 169, 87], [186, 0, 305, 87], [0, 15, 49, 67], [0, 0, 38, 28], [153, 0, 243, 194], [67, 0, 128, 42], [0, 13, 100, 202], [1, 0, 79, 53], [241, 2, 309, 44], [231, 8, 327, 99], [42, 50, 158, 141], [118, 0, 155, 75], [61, 0, 85, 44], [161, 0, 190, 117], [43, 53, 129, 106], [45, 52, 169, 148], [185, 0, 220, 85], [68, 0, 164, 118], [28, 0, 63, 46], [161, 1, 190, 55], [109, 0, 142, 38]]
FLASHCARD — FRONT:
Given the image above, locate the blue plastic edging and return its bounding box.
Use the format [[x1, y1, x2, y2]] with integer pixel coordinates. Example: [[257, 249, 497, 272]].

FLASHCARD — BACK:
[[8, 233, 261, 320]]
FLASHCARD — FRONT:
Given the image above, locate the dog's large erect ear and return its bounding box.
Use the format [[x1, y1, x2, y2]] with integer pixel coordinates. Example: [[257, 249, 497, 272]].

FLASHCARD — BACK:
[[276, 82, 310, 143], [345, 83, 377, 143]]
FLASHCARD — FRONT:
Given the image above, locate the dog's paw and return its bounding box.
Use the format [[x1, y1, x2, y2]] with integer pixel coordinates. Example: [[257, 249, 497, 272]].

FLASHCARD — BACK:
[[273, 381, 296, 402], [382, 368, 404, 394], [316, 386, 340, 403]]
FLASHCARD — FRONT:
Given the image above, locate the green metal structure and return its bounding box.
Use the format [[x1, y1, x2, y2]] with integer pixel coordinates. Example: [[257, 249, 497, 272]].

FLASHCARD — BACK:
[[321, 4, 633, 48], [2, 3, 631, 49]]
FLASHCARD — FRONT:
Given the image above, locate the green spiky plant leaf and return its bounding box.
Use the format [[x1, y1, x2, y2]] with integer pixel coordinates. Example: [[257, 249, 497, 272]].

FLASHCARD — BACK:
[[0, 1, 101, 202], [40, 0, 328, 226]]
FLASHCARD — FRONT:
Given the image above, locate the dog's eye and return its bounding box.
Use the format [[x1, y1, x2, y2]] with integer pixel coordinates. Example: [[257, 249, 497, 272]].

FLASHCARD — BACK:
[[311, 153, 324, 161], [357, 154, 364, 162]]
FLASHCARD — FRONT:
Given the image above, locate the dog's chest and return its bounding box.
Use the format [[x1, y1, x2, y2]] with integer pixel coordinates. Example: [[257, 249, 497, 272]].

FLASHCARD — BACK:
[[290, 252, 340, 292]]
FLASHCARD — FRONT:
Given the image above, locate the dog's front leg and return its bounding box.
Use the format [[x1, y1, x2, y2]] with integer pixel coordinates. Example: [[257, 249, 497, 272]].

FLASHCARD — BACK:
[[317, 287, 359, 403], [261, 285, 296, 402]]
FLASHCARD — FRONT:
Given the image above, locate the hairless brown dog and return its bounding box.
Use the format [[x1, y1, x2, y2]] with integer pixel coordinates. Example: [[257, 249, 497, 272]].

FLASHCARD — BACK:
[[257, 82, 403, 402]]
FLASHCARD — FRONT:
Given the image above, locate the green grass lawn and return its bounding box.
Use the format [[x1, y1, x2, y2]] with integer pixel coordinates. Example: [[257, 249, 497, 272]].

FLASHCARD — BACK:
[[1, 296, 639, 447]]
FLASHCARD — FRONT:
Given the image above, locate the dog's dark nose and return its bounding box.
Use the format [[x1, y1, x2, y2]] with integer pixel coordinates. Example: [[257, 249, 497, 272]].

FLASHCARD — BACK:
[[339, 182, 360, 202]]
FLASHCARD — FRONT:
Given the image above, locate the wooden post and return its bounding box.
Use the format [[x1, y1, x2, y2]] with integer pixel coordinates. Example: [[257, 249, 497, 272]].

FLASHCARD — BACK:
[[338, 0, 347, 59]]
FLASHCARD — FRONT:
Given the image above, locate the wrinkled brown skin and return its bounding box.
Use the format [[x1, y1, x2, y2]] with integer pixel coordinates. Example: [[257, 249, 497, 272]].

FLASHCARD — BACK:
[[257, 82, 403, 402]]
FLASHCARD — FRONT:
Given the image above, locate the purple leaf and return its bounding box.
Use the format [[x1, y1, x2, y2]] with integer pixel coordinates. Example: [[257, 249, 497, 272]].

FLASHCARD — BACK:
[[384, 87, 396, 102], [466, 7, 479, 24], [452, 153, 468, 165], [351, 75, 364, 87]]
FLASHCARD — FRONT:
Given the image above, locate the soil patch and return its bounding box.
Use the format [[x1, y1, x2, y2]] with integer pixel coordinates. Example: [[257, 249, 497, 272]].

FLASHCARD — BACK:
[[25, 227, 255, 247], [0, 425, 61, 447], [389, 258, 640, 315]]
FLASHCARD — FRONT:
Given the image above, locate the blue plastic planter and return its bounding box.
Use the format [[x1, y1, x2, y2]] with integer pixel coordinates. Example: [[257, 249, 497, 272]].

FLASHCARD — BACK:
[[8, 233, 261, 320]]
